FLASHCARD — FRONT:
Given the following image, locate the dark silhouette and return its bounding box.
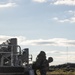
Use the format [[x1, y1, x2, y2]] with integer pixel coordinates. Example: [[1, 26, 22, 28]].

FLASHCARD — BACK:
[[32, 51, 53, 75]]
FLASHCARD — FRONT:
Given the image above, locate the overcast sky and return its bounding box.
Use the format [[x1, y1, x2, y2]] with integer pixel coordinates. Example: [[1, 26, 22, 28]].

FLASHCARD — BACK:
[[0, 0, 75, 65]]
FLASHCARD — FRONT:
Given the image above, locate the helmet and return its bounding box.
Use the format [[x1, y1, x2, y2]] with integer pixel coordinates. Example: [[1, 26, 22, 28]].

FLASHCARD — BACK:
[[40, 51, 46, 56]]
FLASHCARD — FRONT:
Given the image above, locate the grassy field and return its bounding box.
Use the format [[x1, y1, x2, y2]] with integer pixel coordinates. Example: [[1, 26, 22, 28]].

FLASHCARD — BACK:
[[47, 71, 75, 75], [37, 70, 75, 75]]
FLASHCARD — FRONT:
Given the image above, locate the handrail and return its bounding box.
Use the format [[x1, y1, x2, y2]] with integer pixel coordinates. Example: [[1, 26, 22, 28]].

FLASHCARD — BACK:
[[0, 44, 21, 54]]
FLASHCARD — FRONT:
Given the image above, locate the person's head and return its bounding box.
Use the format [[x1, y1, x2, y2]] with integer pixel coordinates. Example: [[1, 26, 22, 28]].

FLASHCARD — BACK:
[[48, 57, 53, 63], [40, 51, 46, 56]]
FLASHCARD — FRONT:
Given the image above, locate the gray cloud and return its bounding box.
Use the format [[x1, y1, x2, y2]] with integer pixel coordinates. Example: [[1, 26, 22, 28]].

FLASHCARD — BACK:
[[33, 41, 57, 45], [0, 35, 75, 47], [66, 41, 75, 46]]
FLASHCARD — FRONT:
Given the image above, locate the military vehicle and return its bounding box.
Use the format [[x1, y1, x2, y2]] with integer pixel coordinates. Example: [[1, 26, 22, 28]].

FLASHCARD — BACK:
[[0, 38, 33, 75]]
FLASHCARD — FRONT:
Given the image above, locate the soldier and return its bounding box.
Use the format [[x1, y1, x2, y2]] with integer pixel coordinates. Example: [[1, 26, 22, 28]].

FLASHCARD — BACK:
[[32, 51, 46, 75], [32, 51, 53, 75]]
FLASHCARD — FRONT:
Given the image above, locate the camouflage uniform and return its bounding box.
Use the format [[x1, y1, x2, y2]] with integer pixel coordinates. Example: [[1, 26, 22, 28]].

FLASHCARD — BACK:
[[32, 51, 53, 75], [32, 51, 47, 75], [40, 59, 49, 75]]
